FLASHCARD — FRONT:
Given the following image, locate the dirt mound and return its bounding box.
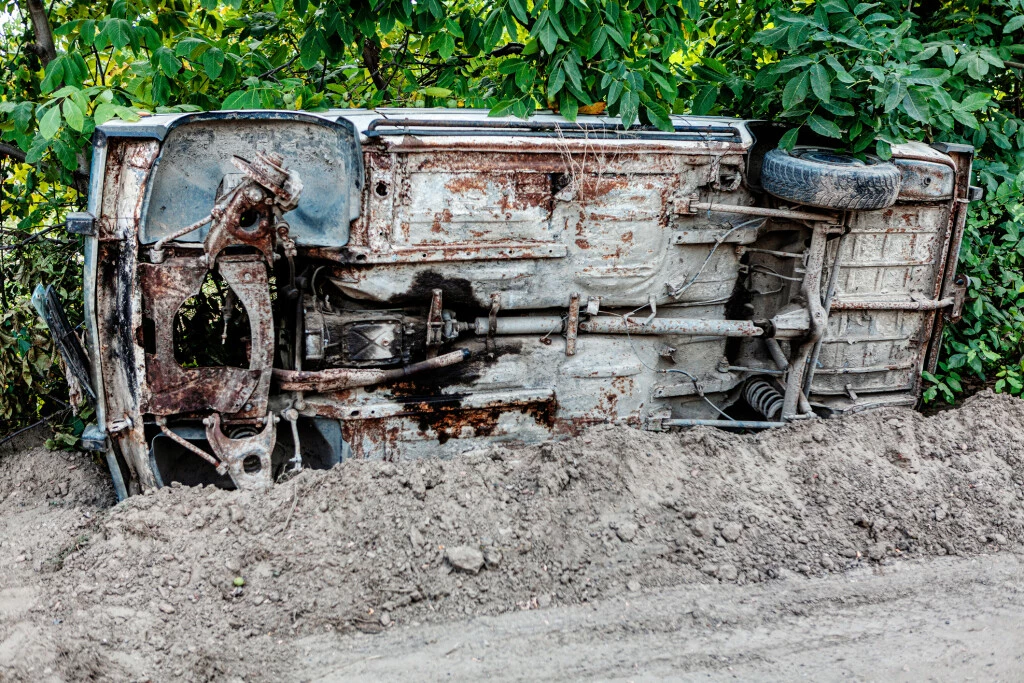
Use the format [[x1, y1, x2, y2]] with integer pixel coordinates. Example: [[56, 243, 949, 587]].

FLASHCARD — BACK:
[[4, 391, 1024, 681], [0, 440, 115, 682], [39, 393, 1024, 660]]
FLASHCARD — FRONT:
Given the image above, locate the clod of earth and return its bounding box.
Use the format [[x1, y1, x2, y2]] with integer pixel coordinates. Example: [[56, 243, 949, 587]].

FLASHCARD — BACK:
[[446, 546, 485, 573]]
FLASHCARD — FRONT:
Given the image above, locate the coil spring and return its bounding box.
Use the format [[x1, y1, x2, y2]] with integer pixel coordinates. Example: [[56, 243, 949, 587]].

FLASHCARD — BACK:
[[745, 378, 784, 420]]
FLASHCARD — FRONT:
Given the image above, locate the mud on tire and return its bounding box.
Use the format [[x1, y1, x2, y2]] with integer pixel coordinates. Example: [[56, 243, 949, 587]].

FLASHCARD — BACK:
[[760, 147, 901, 211]]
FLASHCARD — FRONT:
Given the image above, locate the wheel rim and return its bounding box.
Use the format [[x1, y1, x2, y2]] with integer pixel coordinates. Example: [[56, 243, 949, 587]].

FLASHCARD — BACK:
[[791, 149, 866, 167]]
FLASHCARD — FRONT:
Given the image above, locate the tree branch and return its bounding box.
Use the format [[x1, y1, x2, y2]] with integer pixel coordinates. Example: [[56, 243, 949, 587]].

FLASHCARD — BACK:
[[490, 43, 524, 58], [362, 40, 387, 91], [0, 143, 27, 163], [258, 54, 299, 81], [22, 0, 57, 67]]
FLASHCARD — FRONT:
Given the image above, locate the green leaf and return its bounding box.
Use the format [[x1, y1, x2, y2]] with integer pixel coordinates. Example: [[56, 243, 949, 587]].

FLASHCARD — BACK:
[[298, 30, 324, 69], [862, 12, 893, 23], [39, 56, 65, 94], [779, 127, 800, 150], [774, 56, 814, 74], [62, 99, 85, 132], [807, 114, 841, 138], [508, 0, 529, 24], [222, 89, 263, 110], [900, 92, 928, 123], [941, 44, 957, 66], [619, 90, 640, 128], [38, 106, 62, 140], [824, 55, 854, 83], [114, 106, 141, 122], [153, 47, 182, 77], [875, 139, 892, 160], [810, 63, 831, 103], [536, 14, 559, 53], [101, 18, 133, 50], [424, 87, 452, 97], [691, 85, 717, 115], [821, 99, 855, 116], [559, 92, 578, 121], [175, 37, 208, 59], [782, 73, 809, 110], [906, 68, 948, 86], [883, 80, 904, 113], [951, 108, 979, 128], [1006, 15, 1024, 33], [93, 102, 117, 125], [645, 101, 673, 132], [489, 100, 516, 117], [960, 92, 991, 111], [548, 67, 566, 97], [201, 48, 225, 81], [430, 32, 455, 60]]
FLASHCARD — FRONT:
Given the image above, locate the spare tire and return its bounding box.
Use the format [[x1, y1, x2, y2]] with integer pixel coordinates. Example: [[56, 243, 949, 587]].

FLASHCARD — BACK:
[[760, 147, 901, 210]]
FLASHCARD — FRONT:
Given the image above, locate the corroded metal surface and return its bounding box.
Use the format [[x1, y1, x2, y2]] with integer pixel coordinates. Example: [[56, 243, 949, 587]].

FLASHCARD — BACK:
[[204, 412, 277, 490], [77, 111, 974, 493], [273, 349, 470, 392], [140, 256, 274, 418]]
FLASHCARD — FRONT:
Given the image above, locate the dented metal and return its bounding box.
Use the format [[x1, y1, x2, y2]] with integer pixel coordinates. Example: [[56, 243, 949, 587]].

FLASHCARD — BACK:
[[68, 110, 973, 494]]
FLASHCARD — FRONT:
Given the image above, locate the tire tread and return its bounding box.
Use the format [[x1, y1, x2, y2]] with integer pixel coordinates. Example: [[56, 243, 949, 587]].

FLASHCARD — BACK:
[[761, 149, 901, 211]]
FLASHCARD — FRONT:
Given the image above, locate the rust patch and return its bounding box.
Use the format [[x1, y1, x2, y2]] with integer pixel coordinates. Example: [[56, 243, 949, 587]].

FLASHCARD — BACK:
[[140, 256, 274, 418], [575, 238, 590, 249], [430, 208, 453, 233], [444, 175, 490, 194]]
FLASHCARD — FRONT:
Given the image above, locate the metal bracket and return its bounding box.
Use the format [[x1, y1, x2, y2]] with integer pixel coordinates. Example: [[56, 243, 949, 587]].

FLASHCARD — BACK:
[[65, 211, 96, 236], [107, 416, 133, 434], [487, 292, 500, 355], [426, 288, 444, 358], [624, 295, 658, 327], [80, 424, 107, 451], [947, 274, 969, 322], [566, 292, 580, 356], [204, 412, 278, 491]]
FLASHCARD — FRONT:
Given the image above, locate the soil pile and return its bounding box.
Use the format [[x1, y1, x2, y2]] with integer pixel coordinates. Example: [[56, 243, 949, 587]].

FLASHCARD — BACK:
[[3, 391, 1024, 681]]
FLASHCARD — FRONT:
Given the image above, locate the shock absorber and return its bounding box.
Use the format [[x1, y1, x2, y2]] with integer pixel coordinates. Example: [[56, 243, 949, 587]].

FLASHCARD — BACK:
[[745, 378, 785, 421]]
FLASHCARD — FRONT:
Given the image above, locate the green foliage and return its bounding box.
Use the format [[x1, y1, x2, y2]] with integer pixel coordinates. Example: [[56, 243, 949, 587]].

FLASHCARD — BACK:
[[1, 0, 1024, 439], [929, 159, 1024, 402]]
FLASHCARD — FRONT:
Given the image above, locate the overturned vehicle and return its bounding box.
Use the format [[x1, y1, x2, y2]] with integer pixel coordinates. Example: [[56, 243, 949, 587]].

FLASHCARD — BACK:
[[40, 110, 977, 498]]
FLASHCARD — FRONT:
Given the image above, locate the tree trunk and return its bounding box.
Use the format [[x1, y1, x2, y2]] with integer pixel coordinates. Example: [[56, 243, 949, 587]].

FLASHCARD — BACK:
[[362, 40, 387, 91], [23, 0, 57, 67]]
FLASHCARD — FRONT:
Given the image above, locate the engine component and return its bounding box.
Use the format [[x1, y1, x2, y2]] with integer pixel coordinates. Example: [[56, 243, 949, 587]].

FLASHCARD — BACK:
[[745, 378, 785, 420], [303, 300, 412, 369]]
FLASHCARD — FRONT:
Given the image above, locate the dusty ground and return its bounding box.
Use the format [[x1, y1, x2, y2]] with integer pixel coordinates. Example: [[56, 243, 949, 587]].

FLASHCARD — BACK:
[[1, 390, 1024, 681]]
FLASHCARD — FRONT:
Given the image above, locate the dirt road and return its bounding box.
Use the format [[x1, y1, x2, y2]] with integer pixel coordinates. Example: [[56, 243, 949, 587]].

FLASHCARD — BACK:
[[2, 391, 1024, 681], [296, 553, 1024, 681]]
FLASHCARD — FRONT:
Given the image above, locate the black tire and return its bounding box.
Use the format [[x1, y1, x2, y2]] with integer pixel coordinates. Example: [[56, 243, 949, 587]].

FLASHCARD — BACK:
[[760, 147, 901, 211]]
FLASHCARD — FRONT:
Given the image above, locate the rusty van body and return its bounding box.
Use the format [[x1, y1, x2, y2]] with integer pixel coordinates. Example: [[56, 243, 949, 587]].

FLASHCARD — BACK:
[[52, 110, 975, 497]]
